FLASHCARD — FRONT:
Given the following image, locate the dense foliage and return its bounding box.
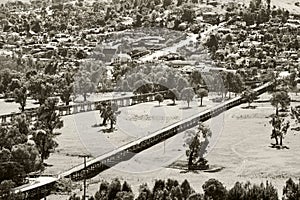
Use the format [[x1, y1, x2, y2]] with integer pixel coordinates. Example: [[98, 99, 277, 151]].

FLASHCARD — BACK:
[[67, 177, 300, 200]]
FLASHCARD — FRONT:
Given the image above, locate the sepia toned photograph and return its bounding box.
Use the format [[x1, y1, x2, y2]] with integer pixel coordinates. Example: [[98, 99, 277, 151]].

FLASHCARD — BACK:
[[0, 0, 299, 199]]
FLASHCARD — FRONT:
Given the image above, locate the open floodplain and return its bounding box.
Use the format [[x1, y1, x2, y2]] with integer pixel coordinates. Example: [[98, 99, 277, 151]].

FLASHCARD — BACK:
[[1, 0, 300, 199], [37, 92, 300, 199]]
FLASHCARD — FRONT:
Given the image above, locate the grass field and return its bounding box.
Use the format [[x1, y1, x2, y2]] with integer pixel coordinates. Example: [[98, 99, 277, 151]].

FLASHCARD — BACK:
[[42, 95, 220, 175], [44, 92, 300, 199], [64, 100, 300, 200]]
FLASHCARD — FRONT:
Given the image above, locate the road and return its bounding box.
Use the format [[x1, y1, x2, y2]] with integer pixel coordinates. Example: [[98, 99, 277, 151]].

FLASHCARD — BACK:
[[139, 23, 225, 62]]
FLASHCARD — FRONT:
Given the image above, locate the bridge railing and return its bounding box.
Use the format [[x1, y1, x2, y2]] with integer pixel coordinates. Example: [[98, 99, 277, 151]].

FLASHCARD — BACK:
[[0, 91, 169, 125]]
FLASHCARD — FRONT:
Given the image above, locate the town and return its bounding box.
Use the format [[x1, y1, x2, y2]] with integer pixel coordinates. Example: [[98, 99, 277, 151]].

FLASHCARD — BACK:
[[0, 0, 299, 199]]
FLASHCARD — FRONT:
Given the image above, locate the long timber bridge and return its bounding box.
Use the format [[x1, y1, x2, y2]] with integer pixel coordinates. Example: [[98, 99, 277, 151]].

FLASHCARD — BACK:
[[13, 82, 273, 199], [0, 91, 168, 125]]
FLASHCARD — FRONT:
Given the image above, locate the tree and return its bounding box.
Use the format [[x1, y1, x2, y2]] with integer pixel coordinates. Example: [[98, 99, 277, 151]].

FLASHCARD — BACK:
[[202, 179, 227, 200], [291, 106, 300, 130], [107, 179, 121, 200], [204, 34, 219, 53], [0, 68, 13, 94], [33, 98, 63, 162], [227, 181, 278, 200], [8, 78, 21, 93], [13, 86, 27, 112], [170, 185, 183, 200], [232, 74, 245, 95], [190, 71, 203, 88], [266, 0, 271, 10], [184, 122, 212, 169], [58, 72, 74, 106], [0, 180, 24, 200], [196, 88, 208, 107], [122, 181, 132, 193], [168, 88, 179, 105], [283, 178, 300, 200], [28, 74, 54, 105], [115, 191, 134, 200], [121, 80, 131, 94], [181, 5, 196, 23], [154, 93, 164, 106], [32, 129, 58, 163], [163, 0, 172, 8], [241, 88, 258, 108], [176, 77, 189, 93], [181, 87, 194, 108], [181, 180, 195, 199], [0, 161, 25, 186], [0, 115, 29, 150], [11, 143, 41, 173], [222, 72, 234, 98], [289, 72, 298, 95], [270, 91, 291, 115], [177, 0, 183, 6], [269, 115, 290, 147], [152, 179, 165, 199], [74, 71, 95, 102], [136, 184, 152, 200], [158, 77, 168, 91], [35, 98, 63, 135], [31, 20, 42, 33], [95, 180, 109, 199], [99, 102, 118, 130]]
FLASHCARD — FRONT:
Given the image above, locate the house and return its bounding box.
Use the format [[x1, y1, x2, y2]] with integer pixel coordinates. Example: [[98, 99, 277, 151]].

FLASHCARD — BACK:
[[207, 1, 218, 7], [202, 12, 219, 24], [112, 53, 131, 65], [102, 47, 118, 63], [167, 60, 197, 68]]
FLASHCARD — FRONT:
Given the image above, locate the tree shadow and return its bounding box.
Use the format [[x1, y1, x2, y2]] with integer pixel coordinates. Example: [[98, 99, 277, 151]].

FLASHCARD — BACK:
[[198, 105, 207, 108], [241, 105, 257, 109], [269, 143, 289, 150], [266, 113, 288, 118], [43, 163, 53, 167], [53, 132, 62, 136], [167, 160, 224, 174], [102, 128, 115, 133], [179, 107, 192, 110], [167, 103, 177, 106], [291, 127, 300, 131], [91, 124, 103, 128]]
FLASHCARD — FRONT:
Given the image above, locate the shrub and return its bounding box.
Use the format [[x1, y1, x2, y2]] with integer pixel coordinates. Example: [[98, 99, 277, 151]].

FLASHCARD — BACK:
[[202, 178, 227, 200], [136, 183, 152, 200], [227, 181, 278, 200], [181, 179, 195, 199], [283, 178, 300, 200], [154, 93, 164, 105], [187, 193, 204, 200]]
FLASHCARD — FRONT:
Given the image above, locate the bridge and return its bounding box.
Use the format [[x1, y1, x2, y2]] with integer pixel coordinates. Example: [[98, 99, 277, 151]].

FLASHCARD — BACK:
[[12, 82, 273, 199], [0, 91, 168, 125]]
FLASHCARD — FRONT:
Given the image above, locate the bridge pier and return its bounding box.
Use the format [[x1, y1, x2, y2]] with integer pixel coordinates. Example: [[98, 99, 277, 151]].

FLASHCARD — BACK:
[[87, 103, 92, 111], [80, 104, 85, 112], [73, 105, 78, 113], [66, 107, 71, 115]]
